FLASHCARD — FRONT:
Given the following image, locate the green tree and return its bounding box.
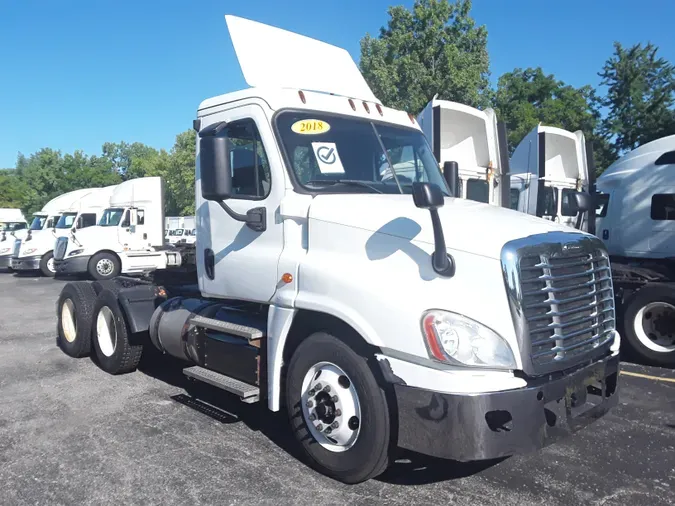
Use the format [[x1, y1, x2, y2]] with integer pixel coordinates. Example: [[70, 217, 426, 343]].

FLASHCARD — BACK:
[[359, 0, 490, 114], [0, 169, 30, 209], [598, 42, 675, 154], [102, 141, 161, 179], [494, 67, 613, 170]]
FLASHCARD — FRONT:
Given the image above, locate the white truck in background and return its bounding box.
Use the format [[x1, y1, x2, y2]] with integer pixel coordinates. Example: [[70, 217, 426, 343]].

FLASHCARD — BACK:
[[54, 15, 620, 484], [165, 216, 196, 245], [510, 124, 592, 230], [10, 189, 96, 276], [54, 176, 184, 280], [0, 208, 28, 270], [417, 97, 511, 207]]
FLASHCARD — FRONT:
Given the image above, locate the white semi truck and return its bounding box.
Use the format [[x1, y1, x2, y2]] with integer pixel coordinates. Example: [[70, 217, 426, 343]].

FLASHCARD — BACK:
[[54, 177, 184, 280], [0, 208, 28, 270], [417, 98, 511, 207], [10, 188, 96, 276], [55, 15, 620, 484]]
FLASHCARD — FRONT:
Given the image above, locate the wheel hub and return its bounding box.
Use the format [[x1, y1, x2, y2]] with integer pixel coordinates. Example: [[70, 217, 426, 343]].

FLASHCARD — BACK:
[[301, 362, 361, 453], [634, 302, 675, 352], [97, 259, 114, 276]]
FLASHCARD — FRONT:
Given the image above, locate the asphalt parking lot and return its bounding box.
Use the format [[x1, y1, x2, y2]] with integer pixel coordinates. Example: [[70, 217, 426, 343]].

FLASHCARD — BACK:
[[0, 272, 674, 506]]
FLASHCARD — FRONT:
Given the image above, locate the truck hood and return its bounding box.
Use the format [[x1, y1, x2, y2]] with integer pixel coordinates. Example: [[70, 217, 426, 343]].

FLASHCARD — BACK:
[[308, 194, 580, 260]]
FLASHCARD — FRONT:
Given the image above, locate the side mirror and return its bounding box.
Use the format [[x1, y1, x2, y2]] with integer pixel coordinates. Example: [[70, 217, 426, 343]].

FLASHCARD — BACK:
[[572, 191, 593, 213], [199, 121, 232, 201], [412, 182, 445, 210], [443, 161, 460, 198]]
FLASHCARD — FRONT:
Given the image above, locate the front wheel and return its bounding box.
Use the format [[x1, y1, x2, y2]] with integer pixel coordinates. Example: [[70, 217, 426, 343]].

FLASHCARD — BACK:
[[285, 331, 391, 484], [622, 283, 675, 367], [88, 252, 120, 280], [40, 251, 56, 277]]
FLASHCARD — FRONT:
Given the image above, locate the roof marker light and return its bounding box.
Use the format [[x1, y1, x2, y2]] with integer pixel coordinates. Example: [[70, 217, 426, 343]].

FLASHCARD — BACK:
[[376, 104, 383, 116], [363, 102, 370, 113], [408, 112, 415, 124], [298, 90, 306, 104], [348, 98, 356, 111]]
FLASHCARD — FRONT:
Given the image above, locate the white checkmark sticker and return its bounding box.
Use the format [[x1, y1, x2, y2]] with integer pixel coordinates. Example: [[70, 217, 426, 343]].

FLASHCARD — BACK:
[[312, 142, 345, 174]]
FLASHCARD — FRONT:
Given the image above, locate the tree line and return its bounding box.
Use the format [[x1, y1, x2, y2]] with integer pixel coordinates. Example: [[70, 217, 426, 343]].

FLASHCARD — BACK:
[[2, 0, 673, 216]]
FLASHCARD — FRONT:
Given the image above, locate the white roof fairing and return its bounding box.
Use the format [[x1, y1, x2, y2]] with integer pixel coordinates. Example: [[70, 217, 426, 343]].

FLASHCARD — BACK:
[[224, 15, 379, 103]]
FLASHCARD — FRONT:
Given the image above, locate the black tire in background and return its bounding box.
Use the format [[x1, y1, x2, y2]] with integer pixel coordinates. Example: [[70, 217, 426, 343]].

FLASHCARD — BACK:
[[40, 251, 56, 277], [56, 281, 97, 358], [91, 288, 143, 374], [621, 283, 675, 367], [88, 252, 121, 280], [285, 331, 392, 484]]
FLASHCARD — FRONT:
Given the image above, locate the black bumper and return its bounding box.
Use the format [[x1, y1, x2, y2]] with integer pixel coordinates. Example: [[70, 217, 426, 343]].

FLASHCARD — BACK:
[[54, 255, 91, 275], [9, 255, 41, 270], [393, 353, 620, 462], [0, 255, 11, 269]]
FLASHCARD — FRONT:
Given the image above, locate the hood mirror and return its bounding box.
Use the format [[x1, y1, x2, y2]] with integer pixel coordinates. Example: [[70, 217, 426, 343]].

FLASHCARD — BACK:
[[412, 182, 455, 277]]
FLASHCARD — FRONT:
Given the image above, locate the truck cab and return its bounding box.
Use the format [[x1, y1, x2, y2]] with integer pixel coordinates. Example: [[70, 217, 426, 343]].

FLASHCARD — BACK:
[[417, 98, 510, 207], [0, 208, 28, 269], [55, 14, 620, 484], [11, 188, 95, 276], [54, 177, 183, 280], [510, 124, 592, 230]]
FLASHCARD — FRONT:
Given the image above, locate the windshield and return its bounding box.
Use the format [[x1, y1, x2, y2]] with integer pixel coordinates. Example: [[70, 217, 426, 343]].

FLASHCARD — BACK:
[[56, 212, 77, 229], [30, 216, 47, 231], [275, 111, 448, 195], [168, 229, 184, 236], [0, 222, 26, 232], [99, 208, 125, 227]]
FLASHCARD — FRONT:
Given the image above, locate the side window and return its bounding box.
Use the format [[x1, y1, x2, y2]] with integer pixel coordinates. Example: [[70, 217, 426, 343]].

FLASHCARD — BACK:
[[80, 213, 97, 228], [137, 209, 145, 225], [542, 187, 557, 216], [596, 193, 610, 217], [655, 151, 675, 165], [560, 188, 578, 216], [226, 119, 271, 199], [651, 194, 675, 220], [120, 210, 130, 227], [466, 179, 489, 203], [510, 188, 520, 210]]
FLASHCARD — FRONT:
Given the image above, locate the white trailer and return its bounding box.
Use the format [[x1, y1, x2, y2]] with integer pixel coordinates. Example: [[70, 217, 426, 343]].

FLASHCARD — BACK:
[[417, 98, 511, 207], [55, 15, 620, 484], [10, 188, 97, 276], [54, 177, 183, 280]]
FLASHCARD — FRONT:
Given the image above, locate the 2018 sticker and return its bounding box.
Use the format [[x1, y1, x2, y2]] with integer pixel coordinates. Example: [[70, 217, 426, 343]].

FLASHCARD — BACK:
[[291, 119, 331, 135]]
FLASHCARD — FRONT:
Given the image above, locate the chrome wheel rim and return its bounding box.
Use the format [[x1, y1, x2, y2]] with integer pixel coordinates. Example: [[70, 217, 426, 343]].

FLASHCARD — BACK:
[[96, 306, 117, 357], [633, 302, 675, 352], [96, 258, 114, 276], [61, 298, 77, 343]]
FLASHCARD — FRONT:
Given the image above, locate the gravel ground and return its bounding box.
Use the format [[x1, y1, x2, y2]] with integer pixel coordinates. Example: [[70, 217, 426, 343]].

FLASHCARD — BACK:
[[0, 271, 674, 506]]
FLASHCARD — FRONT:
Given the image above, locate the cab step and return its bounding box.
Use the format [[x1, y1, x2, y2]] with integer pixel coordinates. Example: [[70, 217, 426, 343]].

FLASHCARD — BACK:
[[183, 366, 260, 403], [189, 314, 264, 341]]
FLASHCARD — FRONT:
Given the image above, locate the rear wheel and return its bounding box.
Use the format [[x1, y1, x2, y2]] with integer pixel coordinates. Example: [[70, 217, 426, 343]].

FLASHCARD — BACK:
[[622, 284, 675, 367], [285, 331, 391, 484], [91, 289, 143, 374], [88, 252, 120, 280], [56, 281, 97, 357], [40, 251, 56, 277]]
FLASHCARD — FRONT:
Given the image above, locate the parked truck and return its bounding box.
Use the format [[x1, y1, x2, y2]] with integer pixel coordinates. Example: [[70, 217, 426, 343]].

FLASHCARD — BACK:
[[0, 208, 28, 270], [54, 177, 184, 280], [11, 189, 96, 276], [55, 15, 620, 484]]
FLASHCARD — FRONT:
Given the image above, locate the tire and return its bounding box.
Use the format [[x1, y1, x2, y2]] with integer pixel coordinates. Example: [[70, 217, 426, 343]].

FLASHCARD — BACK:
[[56, 281, 97, 357], [285, 331, 391, 484], [40, 251, 56, 277], [91, 289, 143, 374], [88, 252, 120, 281], [621, 283, 675, 367]]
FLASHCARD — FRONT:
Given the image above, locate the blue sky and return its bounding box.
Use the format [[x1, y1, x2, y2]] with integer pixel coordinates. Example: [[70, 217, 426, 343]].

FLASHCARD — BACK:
[[1, 0, 673, 169]]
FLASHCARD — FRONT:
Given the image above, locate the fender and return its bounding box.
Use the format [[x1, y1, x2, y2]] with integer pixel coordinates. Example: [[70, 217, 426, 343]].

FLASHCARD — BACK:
[[266, 305, 296, 411]]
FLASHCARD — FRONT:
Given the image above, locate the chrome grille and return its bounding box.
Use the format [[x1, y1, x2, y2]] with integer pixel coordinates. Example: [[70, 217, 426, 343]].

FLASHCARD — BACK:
[[54, 237, 68, 260], [502, 232, 616, 375], [13, 239, 21, 257]]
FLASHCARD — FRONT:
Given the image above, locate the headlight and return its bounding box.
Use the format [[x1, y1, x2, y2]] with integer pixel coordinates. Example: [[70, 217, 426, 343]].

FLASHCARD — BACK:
[[69, 249, 84, 257], [23, 248, 37, 255], [0, 248, 9, 254], [421, 310, 516, 369]]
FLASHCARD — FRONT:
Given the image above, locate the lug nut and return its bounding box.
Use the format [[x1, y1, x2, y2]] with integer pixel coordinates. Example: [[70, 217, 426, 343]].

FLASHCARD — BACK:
[[315, 383, 322, 390], [324, 385, 331, 393], [325, 427, 332, 434], [309, 414, 316, 421], [306, 400, 313, 408], [331, 421, 339, 429], [316, 424, 323, 431], [331, 395, 338, 403], [335, 409, 341, 416], [308, 389, 315, 396]]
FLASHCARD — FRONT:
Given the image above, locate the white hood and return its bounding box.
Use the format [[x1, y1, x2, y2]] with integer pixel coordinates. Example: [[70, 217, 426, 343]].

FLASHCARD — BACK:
[[308, 194, 578, 260]]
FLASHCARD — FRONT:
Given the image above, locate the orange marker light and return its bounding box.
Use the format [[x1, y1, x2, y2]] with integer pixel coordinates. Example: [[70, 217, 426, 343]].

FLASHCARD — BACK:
[[282, 273, 293, 284]]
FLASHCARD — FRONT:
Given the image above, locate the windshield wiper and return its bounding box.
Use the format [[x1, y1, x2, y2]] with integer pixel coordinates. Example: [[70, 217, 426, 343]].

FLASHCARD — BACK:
[[306, 179, 383, 194]]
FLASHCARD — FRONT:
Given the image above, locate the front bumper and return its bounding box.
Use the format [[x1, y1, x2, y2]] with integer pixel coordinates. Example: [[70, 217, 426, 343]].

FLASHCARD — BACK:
[[0, 255, 11, 269], [54, 255, 91, 275], [10, 255, 41, 271], [393, 353, 619, 461]]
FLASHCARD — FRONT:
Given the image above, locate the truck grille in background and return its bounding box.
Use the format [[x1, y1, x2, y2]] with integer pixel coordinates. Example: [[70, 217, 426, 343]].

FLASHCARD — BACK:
[[13, 239, 21, 257], [502, 233, 616, 375], [54, 237, 68, 260]]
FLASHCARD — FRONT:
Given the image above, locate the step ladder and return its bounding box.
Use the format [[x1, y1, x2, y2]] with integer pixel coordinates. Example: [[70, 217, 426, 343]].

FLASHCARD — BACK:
[[184, 366, 260, 404], [189, 314, 264, 343]]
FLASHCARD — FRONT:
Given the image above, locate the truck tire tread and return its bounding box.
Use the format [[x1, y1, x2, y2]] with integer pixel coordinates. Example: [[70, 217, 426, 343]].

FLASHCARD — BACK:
[[56, 281, 97, 357]]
